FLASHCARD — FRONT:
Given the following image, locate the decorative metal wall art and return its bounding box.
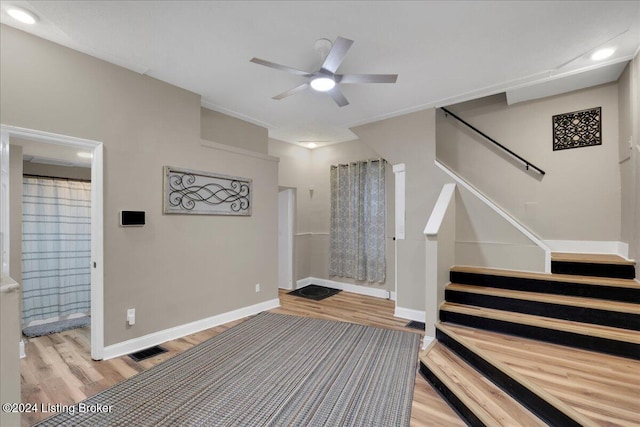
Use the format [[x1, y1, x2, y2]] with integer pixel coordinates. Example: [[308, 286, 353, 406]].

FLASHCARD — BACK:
[[163, 166, 251, 215], [552, 107, 601, 151]]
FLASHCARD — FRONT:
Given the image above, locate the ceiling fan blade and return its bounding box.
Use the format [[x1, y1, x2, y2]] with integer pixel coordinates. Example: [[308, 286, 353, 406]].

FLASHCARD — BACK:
[[273, 83, 309, 100], [250, 57, 312, 77], [337, 74, 398, 84], [327, 87, 349, 107], [321, 37, 354, 74]]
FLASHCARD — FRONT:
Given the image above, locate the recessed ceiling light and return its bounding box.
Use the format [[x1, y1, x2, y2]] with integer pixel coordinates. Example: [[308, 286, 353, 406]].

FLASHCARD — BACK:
[[7, 7, 38, 25], [77, 152, 93, 159], [310, 76, 335, 92], [306, 142, 317, 149], [591, 48, 615, 61]]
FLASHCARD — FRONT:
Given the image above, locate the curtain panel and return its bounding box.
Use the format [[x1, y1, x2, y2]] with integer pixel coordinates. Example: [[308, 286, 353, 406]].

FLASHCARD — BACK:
[[329, 159, 386, 283], [22, 176, 91, 326]]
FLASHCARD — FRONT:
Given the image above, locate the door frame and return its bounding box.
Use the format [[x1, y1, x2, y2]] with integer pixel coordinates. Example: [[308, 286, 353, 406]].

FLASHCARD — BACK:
[[277, 187, 294, 290], [0, 125, 105, 360]]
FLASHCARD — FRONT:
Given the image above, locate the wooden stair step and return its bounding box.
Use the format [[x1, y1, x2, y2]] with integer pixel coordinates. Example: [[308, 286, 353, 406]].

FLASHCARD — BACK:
[[446, 283, 640, 330], [551, 252, 635, 266], [420, 342, 548, 427], [550, 253, 636, 279], [447, 283, 640, 314], [440, 302, 640, 359], [450, 266, 640, 303], [441, 302, 640, 344], [440, 323, 640, 427]]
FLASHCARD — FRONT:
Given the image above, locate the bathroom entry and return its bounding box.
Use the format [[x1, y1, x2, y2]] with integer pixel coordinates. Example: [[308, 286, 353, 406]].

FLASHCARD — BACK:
[[21, 173, 92, 337]]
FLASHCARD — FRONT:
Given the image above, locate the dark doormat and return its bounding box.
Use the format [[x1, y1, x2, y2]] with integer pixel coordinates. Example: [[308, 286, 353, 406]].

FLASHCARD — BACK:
[[288, 284, 342, 301]]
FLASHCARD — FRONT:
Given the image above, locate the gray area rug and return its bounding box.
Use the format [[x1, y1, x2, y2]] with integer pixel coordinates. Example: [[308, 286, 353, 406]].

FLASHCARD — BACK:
[[23, 316, 90, 338], [35, 312, 420, 427]]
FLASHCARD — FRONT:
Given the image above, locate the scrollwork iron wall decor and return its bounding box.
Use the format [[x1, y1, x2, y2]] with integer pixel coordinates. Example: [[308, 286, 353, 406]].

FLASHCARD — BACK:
[[163, 166, 251, 215], [552, 107, 601, 151]]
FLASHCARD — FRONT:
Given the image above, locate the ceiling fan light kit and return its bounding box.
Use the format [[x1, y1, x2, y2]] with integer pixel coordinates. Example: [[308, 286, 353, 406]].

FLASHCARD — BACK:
[[250, 36, 397, 107], [310, 76, 335, 92]]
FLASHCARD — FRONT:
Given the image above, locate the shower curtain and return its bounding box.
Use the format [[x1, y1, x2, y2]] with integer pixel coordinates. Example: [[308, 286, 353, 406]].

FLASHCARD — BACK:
[[22, 176, 91, 330]]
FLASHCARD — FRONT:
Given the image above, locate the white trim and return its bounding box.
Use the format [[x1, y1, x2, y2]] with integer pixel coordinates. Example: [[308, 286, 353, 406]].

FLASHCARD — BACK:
[[0, 125, 105, 360], [278, 188, 294, 290], [19, 340, 25, 359], [435, 160, 552, 272], [393, 163, 406, 240], [394, 306, 426, 323], [296, 277, 396, 301], [545, 240, 631, 259], [102, 298, 280, 360], [295, 232, 330, 236], [422, 335, 436, 351], [0, 129, 9, 277], [200, 139, 279, 162], [424, 183, 456, 236], [90, 144, 104, 360]]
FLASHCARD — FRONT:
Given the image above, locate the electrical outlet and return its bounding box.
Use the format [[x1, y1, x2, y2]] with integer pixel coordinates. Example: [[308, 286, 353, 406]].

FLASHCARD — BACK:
[[127, 308, 136, 325], [255, 283, 260, 293]]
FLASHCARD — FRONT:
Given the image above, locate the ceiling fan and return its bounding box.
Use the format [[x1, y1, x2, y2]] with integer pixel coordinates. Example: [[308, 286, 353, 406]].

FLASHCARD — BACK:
[[250, 36, 398, 107]]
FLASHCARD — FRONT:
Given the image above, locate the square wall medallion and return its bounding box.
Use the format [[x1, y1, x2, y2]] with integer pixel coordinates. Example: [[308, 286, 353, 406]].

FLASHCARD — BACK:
[[552, 107, 601, 151]]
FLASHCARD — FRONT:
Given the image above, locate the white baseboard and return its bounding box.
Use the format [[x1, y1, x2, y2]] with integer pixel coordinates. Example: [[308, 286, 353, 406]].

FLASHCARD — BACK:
[[394, 306, 426, 323], [19, 340, 25, 359], [422, 335, 436, 351], [102, 298, 280, 360], [296, 277, 396, 301], [545, 240, 631, 259]]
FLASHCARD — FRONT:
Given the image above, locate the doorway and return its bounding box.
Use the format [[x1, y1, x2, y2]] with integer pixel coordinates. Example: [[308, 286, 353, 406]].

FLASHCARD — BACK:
[[0, 125, 104, 360], [278, 188, 294, 290]]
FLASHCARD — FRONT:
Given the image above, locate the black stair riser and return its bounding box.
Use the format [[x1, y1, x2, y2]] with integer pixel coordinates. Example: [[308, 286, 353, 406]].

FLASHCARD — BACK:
[[445, 290, 640, 331], [419, 361, 484, 427], [450, 271, 640, 303], [440, 311, 640, 360], [551, 261, 635, 280], [436, 328, 583, 427]]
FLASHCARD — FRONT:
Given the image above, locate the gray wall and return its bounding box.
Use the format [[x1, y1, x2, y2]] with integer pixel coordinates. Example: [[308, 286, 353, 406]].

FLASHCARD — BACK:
[[352, 109, 441, 312], [268, 138, 396, 292], [437, 84, 621, 243], [201, 107, 268, 154], [1, 25, 278, 347], [618, 54, 640, 277]]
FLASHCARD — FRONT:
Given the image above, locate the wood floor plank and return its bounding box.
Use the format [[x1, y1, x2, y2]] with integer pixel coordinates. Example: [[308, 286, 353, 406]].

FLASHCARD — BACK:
[[19, 290, 461, 427]]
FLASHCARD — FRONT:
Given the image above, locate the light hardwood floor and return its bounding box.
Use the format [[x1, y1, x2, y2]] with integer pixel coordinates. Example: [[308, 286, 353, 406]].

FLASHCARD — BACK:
[[19, 290, 464, 427]]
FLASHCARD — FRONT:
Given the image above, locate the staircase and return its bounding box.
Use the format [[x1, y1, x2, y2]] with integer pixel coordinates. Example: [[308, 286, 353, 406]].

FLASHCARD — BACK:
[[420, 253, 640, 427]]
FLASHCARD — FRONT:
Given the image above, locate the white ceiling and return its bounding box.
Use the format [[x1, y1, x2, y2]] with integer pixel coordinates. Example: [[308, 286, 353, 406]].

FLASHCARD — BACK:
[[1, 1, 639, 148]]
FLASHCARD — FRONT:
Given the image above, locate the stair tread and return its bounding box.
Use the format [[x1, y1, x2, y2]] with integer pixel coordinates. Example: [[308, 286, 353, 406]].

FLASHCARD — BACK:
[[551, 252, 635, 266], [441, 302, 640, 343], [452, 265, 640, 289], [439, 323, 640, 427], [421, 343, 547, 427], [447, 283, 640, 314]]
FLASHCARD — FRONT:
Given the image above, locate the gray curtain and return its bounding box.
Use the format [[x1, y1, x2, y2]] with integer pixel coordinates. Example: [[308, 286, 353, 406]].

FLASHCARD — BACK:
[[329, 159, 386, 283]]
